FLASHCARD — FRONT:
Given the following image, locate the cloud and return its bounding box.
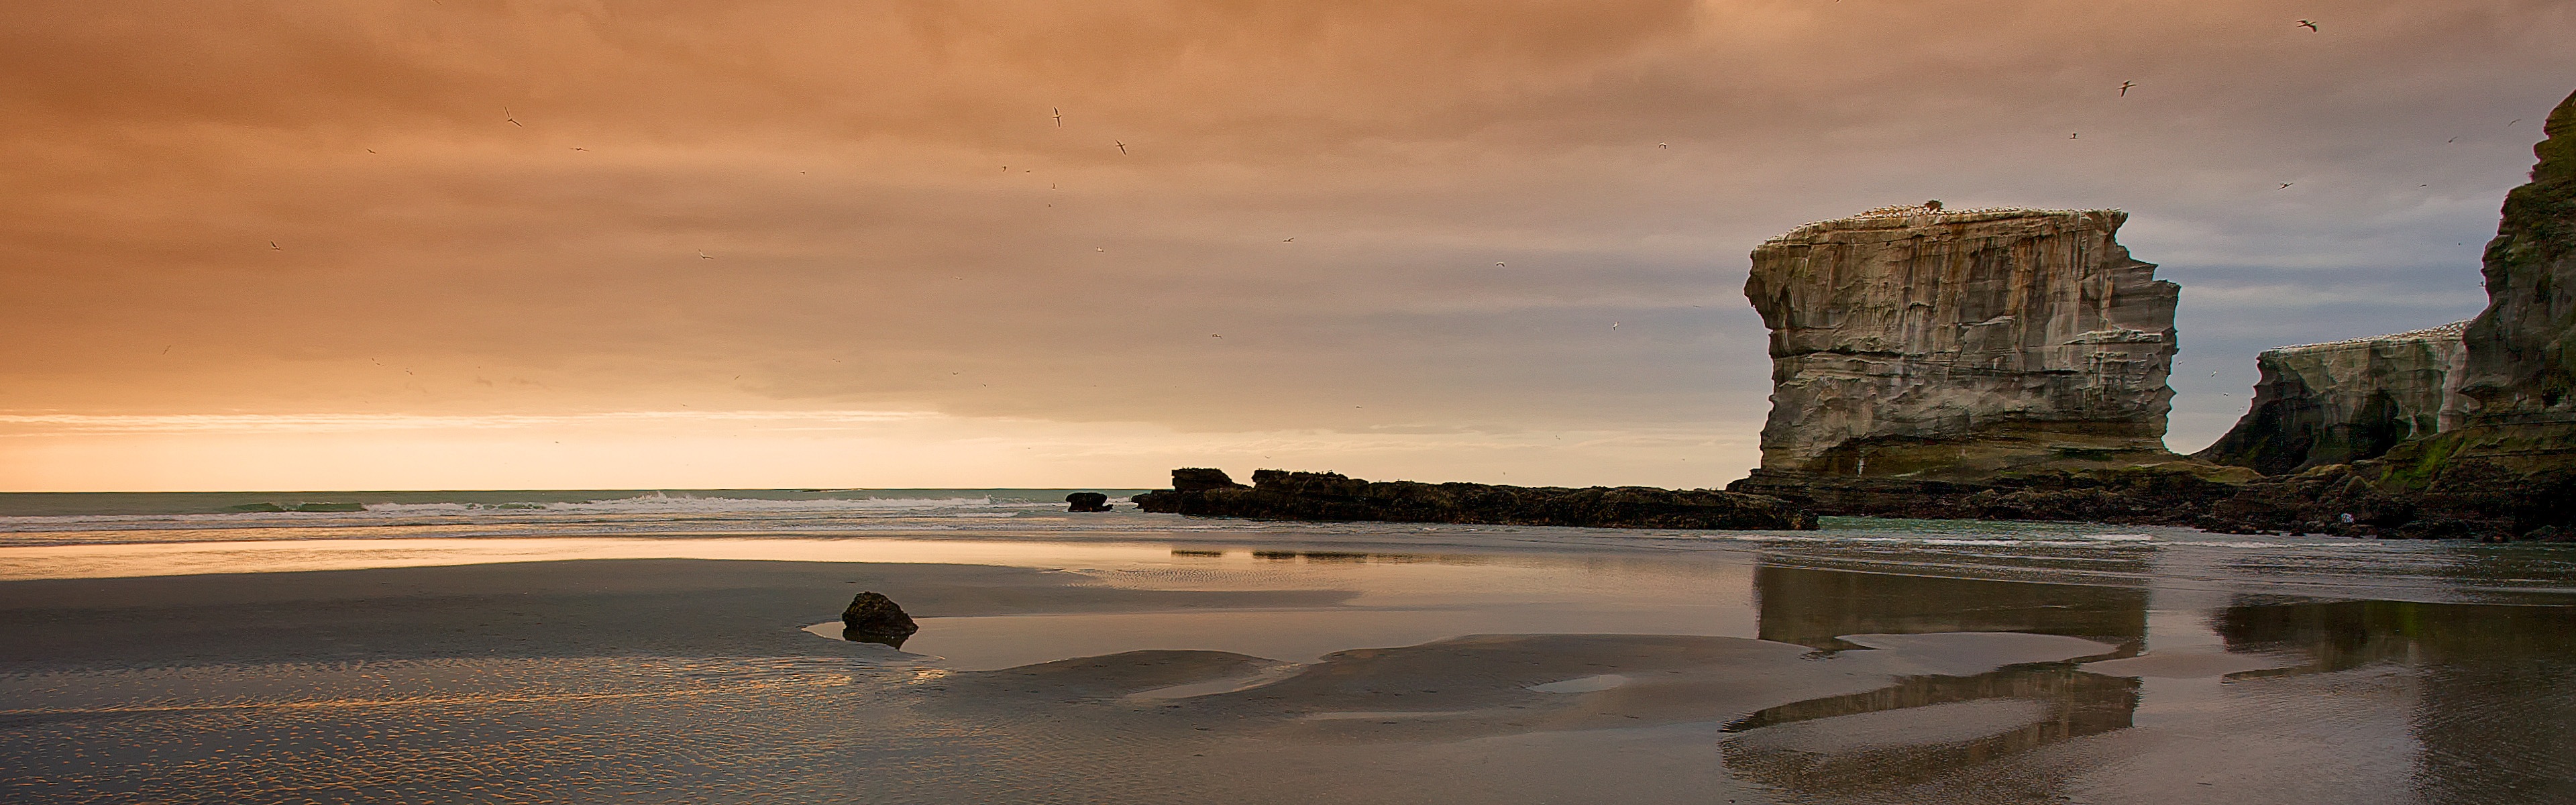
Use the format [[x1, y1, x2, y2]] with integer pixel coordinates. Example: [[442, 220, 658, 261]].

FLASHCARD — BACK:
[[1, 1, 2570, 486]]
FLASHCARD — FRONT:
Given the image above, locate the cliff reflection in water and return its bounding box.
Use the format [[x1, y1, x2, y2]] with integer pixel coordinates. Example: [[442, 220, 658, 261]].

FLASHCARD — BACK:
[[1724, 563, 2147, 798], [2219, 597, 2576, 803]]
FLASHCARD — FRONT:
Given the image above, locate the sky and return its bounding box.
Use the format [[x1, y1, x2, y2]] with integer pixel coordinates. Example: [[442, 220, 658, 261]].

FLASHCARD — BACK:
[[4, 0, 2572, 492]]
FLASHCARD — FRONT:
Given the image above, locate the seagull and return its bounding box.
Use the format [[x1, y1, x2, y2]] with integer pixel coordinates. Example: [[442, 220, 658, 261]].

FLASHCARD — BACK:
[[504, 107, 523, 127], [570, 147, 586, 151], [1096, 247, 1106, 252], [2509, 119, 2522, 127], [1210, 333, 1223, 338], [269, 241, 281, 250], [2210, 370, 2219, 376], [366, 148, 376, 154], [1114, 141, 1128, 154], [1611, 322, 1620, 329], [2279, 183, 2294, 189], [2448, 137, 2459, 144], [2071, 133, 2080, 139], [2119, 81, 2135, 97], [1495, 262, 1506, 267], [2296, 19, 2318, 32], [1658, 142, 1668, 149], [1053, 107, 1063, 127], [698, 250, 714, 259], [1282, 237, 1293, 242], [162, 345, 172, 354]]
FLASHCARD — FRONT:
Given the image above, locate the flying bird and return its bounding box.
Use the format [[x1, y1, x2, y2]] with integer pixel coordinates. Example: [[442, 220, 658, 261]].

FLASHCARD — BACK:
[[1658, 142, 1668, 149], [1282, 237, 1294, 242], [1114, 141, 1127, 154], [2210, 370, 2219, 376], [2279, 183, 2294, 189], [570, 147, 586, 151], [1495, 262, 1506, 267], [2119, 81, 2135, 96], [1210, 333, 1223, 338], [2509, 119, 2522, 127], [269, 241, 280, 250], [2071, 133, 2080, 139], [2296, 19, 2318, 32], [1096, 247, 1106, 252], [698, 250, 714, 259], [1611, 322, 1620, 329], [504, 107, 523, 127], [1053, 107, 1063, 127]]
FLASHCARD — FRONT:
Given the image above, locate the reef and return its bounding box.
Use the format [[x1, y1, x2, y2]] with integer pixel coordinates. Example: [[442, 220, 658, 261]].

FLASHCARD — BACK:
[[1132, 468, 1816, 531]]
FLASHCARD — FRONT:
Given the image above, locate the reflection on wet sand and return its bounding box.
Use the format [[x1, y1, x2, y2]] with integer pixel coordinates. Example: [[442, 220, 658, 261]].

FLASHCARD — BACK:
[[1755, 564, 2149, 651], [1721, 561, 2151, 799], [2218, 597, 2576, 803], [6, 535, 2574, 804]]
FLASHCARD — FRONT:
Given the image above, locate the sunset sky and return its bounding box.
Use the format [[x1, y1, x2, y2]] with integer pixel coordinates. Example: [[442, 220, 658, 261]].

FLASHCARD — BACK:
[[5, 1, 2571, 491]]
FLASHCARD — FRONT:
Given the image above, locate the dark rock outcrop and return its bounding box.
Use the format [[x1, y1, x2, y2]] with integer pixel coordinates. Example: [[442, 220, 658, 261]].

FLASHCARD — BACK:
[[2194, 322, 2469, 475], [1171, 468, 1247, 492], [1746, 205, 2186, 480], [1730, 464, 2247, 525], [1134, 469, 1816, 531], [1065, 492, 1112, 512], [841, 591, 920, 648]]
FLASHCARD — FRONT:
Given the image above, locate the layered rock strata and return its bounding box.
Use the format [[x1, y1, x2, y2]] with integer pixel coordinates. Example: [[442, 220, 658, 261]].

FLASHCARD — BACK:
[[1744, 206, 2184, 481], [2194, 321, 2469, 475], [1133, 468, 1816, 531]]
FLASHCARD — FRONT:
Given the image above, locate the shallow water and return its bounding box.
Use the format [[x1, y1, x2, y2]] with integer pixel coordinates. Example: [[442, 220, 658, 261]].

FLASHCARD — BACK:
[[1, 490, 2571, 803]]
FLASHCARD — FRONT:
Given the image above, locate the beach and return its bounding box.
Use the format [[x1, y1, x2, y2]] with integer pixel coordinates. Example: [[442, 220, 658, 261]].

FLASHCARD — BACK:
[[3, 493, 2573, 803]]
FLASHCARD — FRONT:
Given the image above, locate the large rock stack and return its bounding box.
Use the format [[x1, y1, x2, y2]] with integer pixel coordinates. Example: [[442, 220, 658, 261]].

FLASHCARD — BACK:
[[2194, 321, 2469, 476], [1732, 205, 2194, 511]]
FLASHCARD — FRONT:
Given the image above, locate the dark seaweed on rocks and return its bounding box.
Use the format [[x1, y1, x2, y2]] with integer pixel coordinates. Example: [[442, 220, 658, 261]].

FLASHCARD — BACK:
[[1133, 469, 1816, 531]]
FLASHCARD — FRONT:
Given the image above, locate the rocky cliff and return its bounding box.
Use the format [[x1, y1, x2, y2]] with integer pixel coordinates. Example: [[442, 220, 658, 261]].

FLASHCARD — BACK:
[[2362, 89, 2576, 487], [1743, 205, 2184, 480], [2190, 89, 2576, 541], [2194, 321, 2469, 475], [1134, 468, 1816, 531]]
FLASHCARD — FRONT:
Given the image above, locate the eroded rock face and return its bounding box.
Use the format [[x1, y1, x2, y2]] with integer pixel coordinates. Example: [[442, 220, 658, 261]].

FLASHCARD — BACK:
[[1745, 206, 2182, 480], [1134, 469, 1816, 530], [2194, 321, 2469, 475], [2459, 89, 2576, 429], [2369, 89, 2576, 485]]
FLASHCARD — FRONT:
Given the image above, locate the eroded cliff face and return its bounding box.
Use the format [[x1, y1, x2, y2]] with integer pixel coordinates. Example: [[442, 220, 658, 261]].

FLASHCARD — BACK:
[[2459, 89, 2576, 427], [1744, 207, 2181, 480], [2194, 322, 2468, 476], [2371, 89, 2576, 484]]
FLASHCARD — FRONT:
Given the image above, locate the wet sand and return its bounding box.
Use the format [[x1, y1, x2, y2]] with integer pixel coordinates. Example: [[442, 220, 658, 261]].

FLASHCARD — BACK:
[[3, 543, 2573, 804]]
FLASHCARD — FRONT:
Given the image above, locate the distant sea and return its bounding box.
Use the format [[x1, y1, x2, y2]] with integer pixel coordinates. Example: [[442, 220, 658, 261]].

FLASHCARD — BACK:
[[0, 489, 1146, 546]]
